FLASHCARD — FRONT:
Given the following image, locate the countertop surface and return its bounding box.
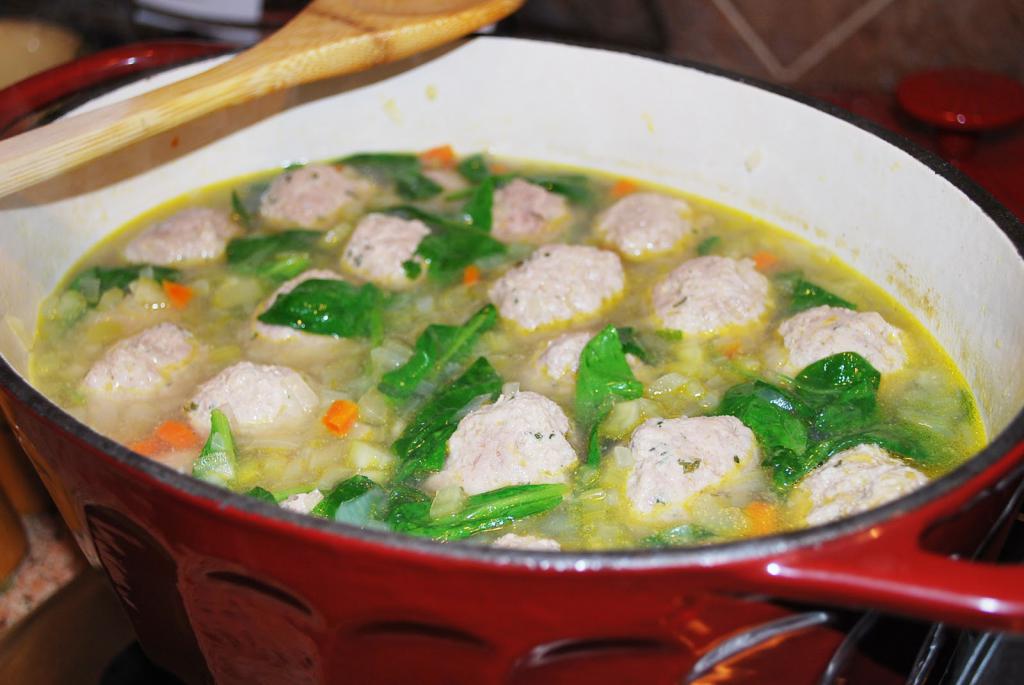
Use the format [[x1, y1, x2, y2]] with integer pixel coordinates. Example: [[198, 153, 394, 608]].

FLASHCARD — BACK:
[[0, 512, 85, 634]]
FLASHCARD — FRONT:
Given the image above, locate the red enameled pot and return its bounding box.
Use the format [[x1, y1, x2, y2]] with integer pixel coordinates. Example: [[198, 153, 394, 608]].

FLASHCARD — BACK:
[[1, 38, 1024, 685]]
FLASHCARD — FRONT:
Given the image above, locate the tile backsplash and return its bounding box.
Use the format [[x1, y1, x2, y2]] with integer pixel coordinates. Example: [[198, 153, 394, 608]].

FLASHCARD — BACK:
[[512, 0, 1024, 90]]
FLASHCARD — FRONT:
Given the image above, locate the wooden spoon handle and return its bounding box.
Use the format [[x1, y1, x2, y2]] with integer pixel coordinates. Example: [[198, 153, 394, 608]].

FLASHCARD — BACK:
[[0, 0, 521, 199]]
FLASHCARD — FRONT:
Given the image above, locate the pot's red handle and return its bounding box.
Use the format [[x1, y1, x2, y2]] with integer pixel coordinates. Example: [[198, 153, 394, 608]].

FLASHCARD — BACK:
[[747, 446, 1024, 632], [0, 39, 232, 139]]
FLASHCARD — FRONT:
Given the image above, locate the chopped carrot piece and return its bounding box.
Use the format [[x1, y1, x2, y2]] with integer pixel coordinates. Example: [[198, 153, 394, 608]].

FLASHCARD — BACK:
[[752, 251, 779, 271], [721, 341, 742, 359], [129, 436, 165, 458], [155, 420, 200, 450], [420, 144, 455, 167], [323, 399, 359, 437], [491, 163, 509, 174], [462, 264, 482, 286], [163, 281, 194, 309], [745, 501, 779, 536], [610, 179, 637, 197]]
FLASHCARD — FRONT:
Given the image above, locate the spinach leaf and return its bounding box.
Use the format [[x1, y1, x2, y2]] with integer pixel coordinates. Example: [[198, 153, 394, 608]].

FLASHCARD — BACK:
[[396, 173, 444, 201], [339, 152, 442, 200], [245, 486, 277, 503], [697, 236, 720, 256], [381, 484, 432, 526], [226, 230, 321, 281], [231, 190, 254, 229], [615, 326, 677, 365], [805, 424, 936, 468], [762, 447, 813, 491], [656, 329, 684, 342], [457, 153, 490, 183], [415, 224, 504, 279], [461, 177, 494, 232], [68, 264, 180, 306], [401, 259, 422, 280], [392, 357, 503, 481], [379, 305, 498, 401], [720, 380, 812, 422], [340, 152, 419, 175], [794, 352, 880, 436], [192, 409, 237, 488], [718, 381, 810, 458], [257, 279, 385, 340], [334, 487, 388, 527], [776, 271, 855, 313], [790, 278, 856, 313], [387, 483, 567, 542], [262, 253, 312, 282], [517, 173, 593, 204], [794, 352, 879, 399], [642, 523, 715, 548], [311, 475, 379, 519], [576, 325, 644, 466], [718, 381, 815, 491], [615, 326, 649, 364], [385, 206, 506, 281]]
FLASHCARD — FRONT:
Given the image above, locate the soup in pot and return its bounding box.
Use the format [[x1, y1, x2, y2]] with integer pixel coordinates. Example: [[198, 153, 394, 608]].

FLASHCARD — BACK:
[[30, 148, 984, 550]]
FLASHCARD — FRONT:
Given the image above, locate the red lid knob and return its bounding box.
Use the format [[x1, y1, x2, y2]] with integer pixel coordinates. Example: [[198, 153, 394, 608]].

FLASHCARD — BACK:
[[897, 68, 1024, 132]]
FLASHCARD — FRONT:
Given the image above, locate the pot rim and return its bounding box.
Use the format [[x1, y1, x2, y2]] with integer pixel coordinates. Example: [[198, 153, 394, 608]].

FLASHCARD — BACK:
[[3, 35, 1024, 571]]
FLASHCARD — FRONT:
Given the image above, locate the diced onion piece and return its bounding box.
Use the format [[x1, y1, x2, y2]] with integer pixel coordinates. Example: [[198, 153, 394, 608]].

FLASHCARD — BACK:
[[211, 275, 264, 309], [676, 343, 705, 370], [370, 338, 412, 375], [53, 290, 87, 323], [130, 278, 166, 308], [357, 388, 392, 426], [430, 485, 467, 519], [602, 398, 663, 439], [611, 445, 634, 468], [649, 372, 686, 395], [349, 440, 394, 470], [96, 287, 125, 312]]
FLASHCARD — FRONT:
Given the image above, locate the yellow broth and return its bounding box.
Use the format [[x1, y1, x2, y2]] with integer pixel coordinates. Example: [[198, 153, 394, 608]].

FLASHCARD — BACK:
[[30, 153, 986, 550]]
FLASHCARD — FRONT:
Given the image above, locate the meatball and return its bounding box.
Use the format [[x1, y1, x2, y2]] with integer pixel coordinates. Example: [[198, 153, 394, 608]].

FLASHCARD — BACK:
[[340, 214, 430, 289], [253, 269, 346, 343], [491, 533, 561, 551], [259, 164, 373, 228], [186, 361, 319, 437], [595, 192, 694, 259], [538, 331, 594, 380], [778, 305, 907, 373], [489, 245, 625, 331], [798, 443, 927, 526], [280, 490, 324, 514], [652, 256, 769, 335], [425, 390, 577, 495], [626, 416, 758, 516], [123, 208, 241, 266], [492, 179, 570, 244], [82, 323, 197, 396]]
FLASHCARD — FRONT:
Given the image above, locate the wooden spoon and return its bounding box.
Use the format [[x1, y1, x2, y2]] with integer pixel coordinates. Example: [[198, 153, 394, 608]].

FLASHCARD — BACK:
[[0, 0, 522, 198]]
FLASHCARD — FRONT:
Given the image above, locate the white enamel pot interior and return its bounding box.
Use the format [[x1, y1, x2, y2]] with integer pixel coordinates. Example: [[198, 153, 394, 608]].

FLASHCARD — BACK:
[[2, 36, 1024, 629]]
